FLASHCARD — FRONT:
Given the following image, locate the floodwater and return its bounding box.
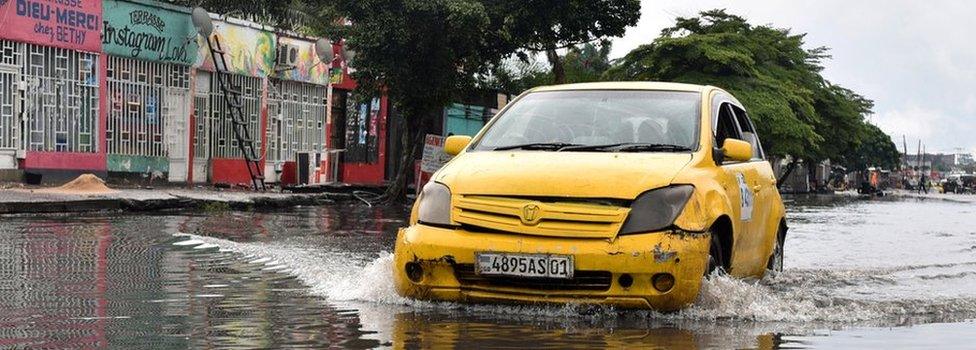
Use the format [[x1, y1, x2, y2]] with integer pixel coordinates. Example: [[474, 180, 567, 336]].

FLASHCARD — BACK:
[[1, 196, 975, 349]]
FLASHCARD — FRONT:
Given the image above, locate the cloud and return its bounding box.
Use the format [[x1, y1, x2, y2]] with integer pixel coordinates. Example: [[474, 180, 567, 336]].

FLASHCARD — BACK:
[[873, 107, 943, 141], [612, 0, 976, 155]]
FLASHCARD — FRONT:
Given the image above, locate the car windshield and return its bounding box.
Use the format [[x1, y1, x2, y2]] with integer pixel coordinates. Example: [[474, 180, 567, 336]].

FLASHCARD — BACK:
[[471, 90, 700, 152]]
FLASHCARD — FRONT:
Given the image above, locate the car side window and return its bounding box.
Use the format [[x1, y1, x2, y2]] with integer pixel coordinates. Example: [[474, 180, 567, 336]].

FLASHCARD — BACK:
[[729, 105, 765, 160], [714, 103, 742, 148]]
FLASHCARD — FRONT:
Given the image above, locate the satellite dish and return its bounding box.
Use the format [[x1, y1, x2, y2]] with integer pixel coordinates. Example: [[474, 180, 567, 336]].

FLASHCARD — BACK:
[[342, 47, 356, 65], [314, 38, 334, 63], [191, 7, 213, 37]]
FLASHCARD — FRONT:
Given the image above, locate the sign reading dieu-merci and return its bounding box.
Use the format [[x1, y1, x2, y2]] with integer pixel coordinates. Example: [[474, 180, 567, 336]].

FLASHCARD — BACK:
[[0, 0, 102, 52]]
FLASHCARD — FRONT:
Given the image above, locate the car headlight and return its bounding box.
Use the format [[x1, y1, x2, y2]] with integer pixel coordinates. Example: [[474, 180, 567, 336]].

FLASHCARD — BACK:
[[418, 182, 453, 226], [618, 185, 694, 235]]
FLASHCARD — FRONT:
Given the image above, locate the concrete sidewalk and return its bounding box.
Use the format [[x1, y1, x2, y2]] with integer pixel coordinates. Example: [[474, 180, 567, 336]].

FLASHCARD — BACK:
[[887, 189, 976, 204], [0, 187, 354, 214]]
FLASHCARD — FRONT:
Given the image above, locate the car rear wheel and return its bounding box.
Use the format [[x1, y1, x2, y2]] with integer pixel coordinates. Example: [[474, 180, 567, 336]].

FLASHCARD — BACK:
[[706, 230, 725, 277], [766, 226, 785, 273]]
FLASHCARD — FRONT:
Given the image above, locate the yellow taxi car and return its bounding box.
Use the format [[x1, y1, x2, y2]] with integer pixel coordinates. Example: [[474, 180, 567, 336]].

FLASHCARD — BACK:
[[393, 82, 787, 311]]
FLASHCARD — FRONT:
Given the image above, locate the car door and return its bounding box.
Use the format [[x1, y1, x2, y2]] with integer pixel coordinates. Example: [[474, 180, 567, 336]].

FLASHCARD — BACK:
[[729, 106, 779, 265], [713, 99, 766, 274]]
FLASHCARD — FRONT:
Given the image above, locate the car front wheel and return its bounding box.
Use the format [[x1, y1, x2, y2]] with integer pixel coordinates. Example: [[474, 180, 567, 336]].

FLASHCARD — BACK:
[[766, 226, 785, 272], [706, 230, 725, 277]]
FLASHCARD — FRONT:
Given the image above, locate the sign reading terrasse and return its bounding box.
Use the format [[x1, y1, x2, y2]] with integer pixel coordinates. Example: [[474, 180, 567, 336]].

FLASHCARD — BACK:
[[101, 0, 198, 65], [0, 0, 102, 52]]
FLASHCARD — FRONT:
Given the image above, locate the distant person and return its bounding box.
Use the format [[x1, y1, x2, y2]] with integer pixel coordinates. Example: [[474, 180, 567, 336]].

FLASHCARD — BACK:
[[919, 174, 928, 194]]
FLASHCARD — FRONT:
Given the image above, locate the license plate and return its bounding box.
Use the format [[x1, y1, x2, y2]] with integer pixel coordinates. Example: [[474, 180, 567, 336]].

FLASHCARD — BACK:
[[475, 253, 574, 279]]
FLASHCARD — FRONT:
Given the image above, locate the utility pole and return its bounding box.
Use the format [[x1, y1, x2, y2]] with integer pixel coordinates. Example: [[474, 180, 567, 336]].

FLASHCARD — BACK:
[[902, 135, 909, 169]]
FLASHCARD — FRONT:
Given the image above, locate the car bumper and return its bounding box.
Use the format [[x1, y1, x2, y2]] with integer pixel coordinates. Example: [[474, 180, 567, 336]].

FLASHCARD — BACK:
[[393, 224, 710, 311]]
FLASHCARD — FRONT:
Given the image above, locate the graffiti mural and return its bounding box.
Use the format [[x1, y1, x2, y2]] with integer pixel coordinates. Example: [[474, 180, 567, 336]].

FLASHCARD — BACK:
[[274, 36, 331, 86], [0, 0, 103, 52], [102, 0, 198, 65], [195, 20, 275, 78]]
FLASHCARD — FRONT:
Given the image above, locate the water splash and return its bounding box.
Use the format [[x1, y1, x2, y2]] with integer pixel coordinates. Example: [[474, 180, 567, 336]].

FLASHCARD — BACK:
[[175, 233, 976, 325]]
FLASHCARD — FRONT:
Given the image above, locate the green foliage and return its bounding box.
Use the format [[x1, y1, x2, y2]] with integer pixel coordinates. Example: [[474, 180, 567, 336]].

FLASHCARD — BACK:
[[843, 123, 902, 171], [491, 0, 639, 83], [492, 0, 640, 52], [604, 10, 900, 170], [488, 40, 614, 94], [562, 40, 614, 84], [165, 0, 313, 31], [485, 55, 551, 95]]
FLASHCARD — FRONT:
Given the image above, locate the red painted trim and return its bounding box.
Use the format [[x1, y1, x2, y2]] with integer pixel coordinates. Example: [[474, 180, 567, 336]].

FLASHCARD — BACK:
[[259, 77, 269, 168], [98, 51, 108, 161], [340, 94, 389, 185], [187, 70, 197, 185], [210, 158, 265, 185], [280, 161, 297, 185], [24, 152, 107, 171], [331, 42, 357, 91]]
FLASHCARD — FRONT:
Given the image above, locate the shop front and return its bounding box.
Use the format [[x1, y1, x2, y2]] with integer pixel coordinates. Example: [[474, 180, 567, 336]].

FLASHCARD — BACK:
[[102, 0, 197, 182], [0, 0, 105, 182]]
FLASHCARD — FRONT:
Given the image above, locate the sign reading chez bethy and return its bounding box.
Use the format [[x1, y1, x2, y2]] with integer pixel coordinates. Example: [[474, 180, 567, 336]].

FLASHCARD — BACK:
[[0, 0, 102, 52], [101, 0, 198, 65]]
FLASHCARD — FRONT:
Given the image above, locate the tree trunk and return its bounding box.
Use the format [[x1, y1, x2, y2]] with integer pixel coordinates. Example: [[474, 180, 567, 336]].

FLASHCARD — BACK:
[[382, 112, 429, 203], [546, 48, 565, 84], [777, 159, 799, 190]]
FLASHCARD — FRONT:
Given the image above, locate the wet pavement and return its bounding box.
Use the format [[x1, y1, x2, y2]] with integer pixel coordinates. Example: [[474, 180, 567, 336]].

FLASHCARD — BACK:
[[0, 196, 974, 348], [0, 187, 345, 214]]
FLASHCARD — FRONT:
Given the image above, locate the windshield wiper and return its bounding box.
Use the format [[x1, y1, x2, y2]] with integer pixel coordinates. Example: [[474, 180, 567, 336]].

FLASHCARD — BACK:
[[557, 143, 627, 152], [493, 142, 581, 151], [614, 143, 692, 152], [558, 143, 691, 152]]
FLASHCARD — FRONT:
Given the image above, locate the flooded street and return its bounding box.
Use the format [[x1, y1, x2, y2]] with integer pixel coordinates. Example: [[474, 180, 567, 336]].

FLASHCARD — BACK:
[[1, 196, 975, 349]]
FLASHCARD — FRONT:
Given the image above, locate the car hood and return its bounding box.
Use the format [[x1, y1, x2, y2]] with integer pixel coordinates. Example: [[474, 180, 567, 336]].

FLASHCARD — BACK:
[[434, 151, 694, 199]]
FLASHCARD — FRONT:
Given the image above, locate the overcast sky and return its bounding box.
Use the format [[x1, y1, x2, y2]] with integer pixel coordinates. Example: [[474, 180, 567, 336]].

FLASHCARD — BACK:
[[611, 0, 976, 155]]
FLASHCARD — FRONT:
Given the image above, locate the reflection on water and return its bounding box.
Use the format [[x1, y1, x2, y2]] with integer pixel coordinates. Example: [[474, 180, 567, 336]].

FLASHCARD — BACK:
[[0, 197, 974, 348]]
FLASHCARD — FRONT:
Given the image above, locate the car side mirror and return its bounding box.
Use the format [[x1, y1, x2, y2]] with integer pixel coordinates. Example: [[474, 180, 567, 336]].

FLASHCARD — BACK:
[[720, 139, 752, 163], [444, 135, 472, 156]]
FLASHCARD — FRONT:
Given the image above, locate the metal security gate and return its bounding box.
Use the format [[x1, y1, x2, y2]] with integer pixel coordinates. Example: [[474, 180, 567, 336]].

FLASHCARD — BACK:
[[21, 43, 99, 153], [210, 73, 262, 159], [0, 66, 18, 150], [192, 72, 211, 183], [267, 79, 327, 163], [164, 87, 191, 182], [0, 41, 23, 169], [106, 56, 191, 177]]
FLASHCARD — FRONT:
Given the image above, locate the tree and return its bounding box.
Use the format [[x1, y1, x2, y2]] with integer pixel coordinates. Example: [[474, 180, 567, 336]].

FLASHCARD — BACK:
[[484, 55, 551, 95], [493, 0, 640, 84], [487, 40, 613, 94], [325, 0, 516, 201], [166, 0, 312, 31], [604, 10, 899, 186], [843, 123, 901, 171], [562, 40, 614, 84]]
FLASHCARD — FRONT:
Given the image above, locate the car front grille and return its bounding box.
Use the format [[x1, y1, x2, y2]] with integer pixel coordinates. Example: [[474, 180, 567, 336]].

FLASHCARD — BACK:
[[453, 264, 613, 291], [452, 195, 629, 239]]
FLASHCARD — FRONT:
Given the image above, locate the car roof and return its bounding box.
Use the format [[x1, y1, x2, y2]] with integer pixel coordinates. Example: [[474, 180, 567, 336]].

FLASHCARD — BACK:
[[529, 81, 712, 93]]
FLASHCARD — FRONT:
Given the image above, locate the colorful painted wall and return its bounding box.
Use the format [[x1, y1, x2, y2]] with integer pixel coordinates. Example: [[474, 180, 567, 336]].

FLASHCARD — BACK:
[[274, 36, 332, 86], [195, 19, 276, 78], [102, 0, 198, 65]]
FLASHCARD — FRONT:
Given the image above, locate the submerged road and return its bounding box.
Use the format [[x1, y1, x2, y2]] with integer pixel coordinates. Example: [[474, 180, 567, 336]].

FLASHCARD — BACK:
[[0, 196, 974, 348]]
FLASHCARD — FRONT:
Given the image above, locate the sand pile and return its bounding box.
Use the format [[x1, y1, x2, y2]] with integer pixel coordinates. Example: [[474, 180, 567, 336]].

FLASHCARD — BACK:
[[37, 174, 117, 195]]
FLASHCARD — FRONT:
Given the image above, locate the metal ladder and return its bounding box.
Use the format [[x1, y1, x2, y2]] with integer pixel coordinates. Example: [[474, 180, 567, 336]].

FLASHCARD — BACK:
[[203, 35, 266, 191]]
